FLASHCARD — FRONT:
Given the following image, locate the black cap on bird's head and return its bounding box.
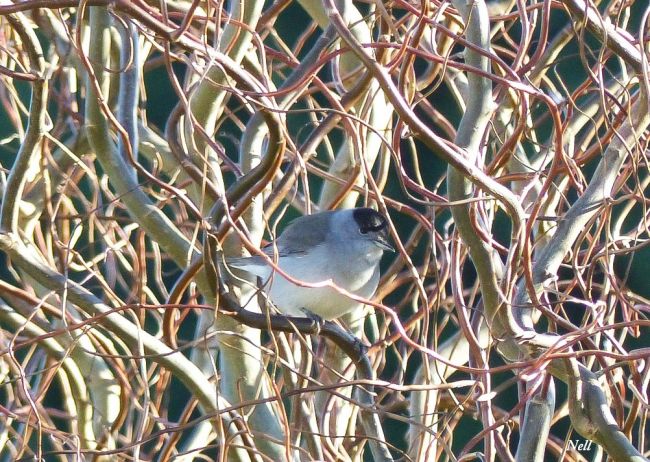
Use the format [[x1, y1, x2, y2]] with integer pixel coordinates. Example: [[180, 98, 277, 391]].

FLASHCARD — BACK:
[[353, 208, 394, 252]]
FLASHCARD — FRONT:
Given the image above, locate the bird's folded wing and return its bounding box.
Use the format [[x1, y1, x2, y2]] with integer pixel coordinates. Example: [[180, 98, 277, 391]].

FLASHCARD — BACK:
[[225, 255, 271, 279]]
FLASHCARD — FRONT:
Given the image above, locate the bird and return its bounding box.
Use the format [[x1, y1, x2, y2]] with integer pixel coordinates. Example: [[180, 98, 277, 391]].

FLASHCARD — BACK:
[[225, 207, 393, 320]]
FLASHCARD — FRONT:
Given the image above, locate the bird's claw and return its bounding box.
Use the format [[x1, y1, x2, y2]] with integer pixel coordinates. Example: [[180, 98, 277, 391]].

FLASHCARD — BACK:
[[300, 308, 324, 334], [352, 336, 369, 357]]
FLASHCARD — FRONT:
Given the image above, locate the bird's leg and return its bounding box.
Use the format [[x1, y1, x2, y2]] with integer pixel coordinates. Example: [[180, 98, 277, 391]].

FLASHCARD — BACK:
[[351, 336, 369, 358], [299, 307, 325, 334]]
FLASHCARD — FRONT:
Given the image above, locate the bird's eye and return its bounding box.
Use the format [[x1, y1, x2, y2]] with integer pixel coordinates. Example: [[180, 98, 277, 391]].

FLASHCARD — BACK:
[[360, 223, 383, 234], [354, 208, 387, 235]]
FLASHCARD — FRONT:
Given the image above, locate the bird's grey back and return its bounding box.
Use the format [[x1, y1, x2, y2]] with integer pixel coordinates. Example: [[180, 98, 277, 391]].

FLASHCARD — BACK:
[[227, 211, 336, 270], [270, 211, 335, 255]]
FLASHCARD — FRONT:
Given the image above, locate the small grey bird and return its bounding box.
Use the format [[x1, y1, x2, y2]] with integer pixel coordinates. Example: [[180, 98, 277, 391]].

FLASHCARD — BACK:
[[226, 208, 393, 320]]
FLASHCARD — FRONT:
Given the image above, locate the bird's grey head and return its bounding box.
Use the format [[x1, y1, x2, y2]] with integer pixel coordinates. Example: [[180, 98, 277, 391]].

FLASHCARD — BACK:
[[348, 208, 394, 252]]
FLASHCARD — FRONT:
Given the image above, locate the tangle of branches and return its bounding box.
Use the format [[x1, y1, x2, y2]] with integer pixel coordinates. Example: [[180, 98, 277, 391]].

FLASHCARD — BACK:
[[0, 0, 648, 461]]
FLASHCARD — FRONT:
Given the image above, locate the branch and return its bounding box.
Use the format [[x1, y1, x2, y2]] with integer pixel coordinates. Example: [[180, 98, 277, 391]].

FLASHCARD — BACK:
[[0, 13, 47, 233], [217, 290, 395, 462]]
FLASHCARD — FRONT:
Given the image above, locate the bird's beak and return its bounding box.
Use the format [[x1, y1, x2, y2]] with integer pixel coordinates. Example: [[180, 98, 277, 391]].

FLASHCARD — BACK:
[[374, 231, 395, 252]]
